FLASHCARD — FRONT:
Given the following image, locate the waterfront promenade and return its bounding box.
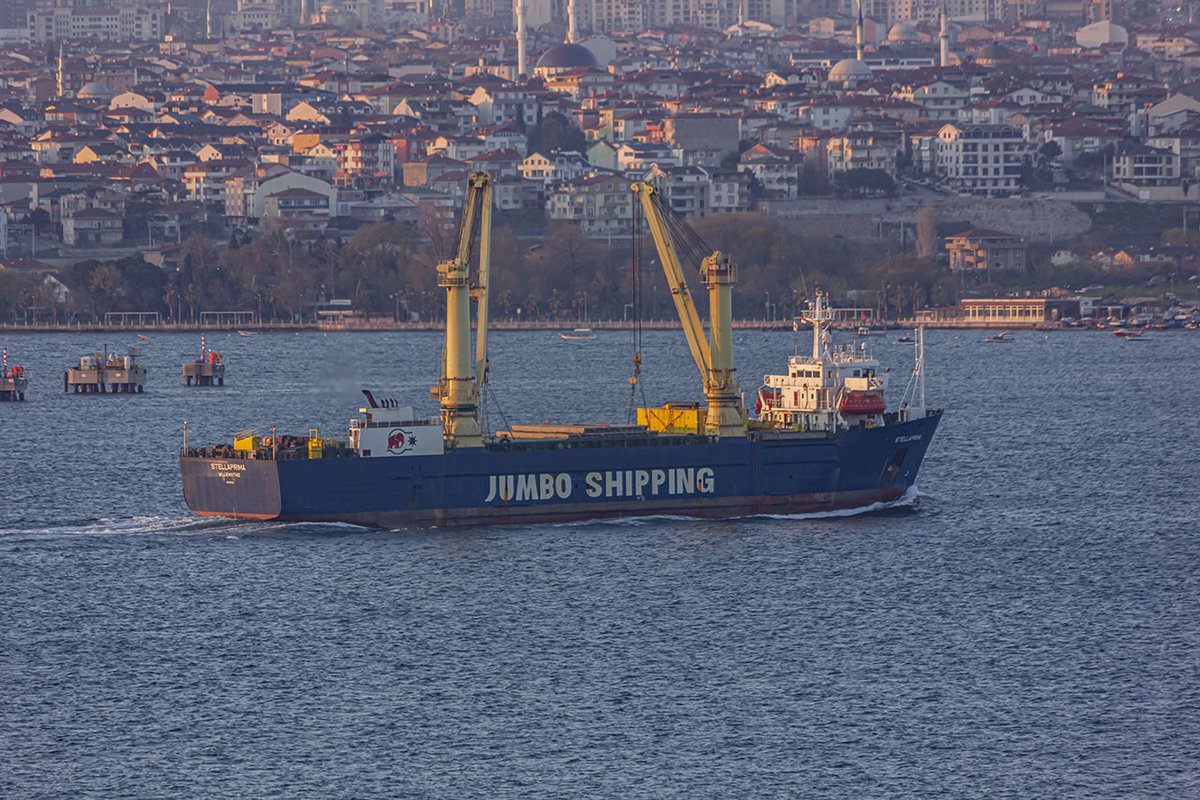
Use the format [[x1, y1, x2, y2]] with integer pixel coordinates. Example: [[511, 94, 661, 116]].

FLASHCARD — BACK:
[[0, 318, 799, 334]]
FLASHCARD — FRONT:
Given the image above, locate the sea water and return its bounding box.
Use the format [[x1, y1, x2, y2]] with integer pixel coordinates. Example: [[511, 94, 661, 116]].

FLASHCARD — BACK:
[[1, 329, 1197, 797]]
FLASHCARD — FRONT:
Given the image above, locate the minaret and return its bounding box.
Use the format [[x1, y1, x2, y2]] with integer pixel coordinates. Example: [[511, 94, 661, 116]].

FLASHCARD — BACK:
[[567, 0, 577, 44], [939, 0, 949, 68], [205, 0, 212, 38], [738, 0, 746, 35], [56, 42, 64, 99], [300, 0, 308, 25], [855, 0, 864, 62], [516, 0, 527, 77]]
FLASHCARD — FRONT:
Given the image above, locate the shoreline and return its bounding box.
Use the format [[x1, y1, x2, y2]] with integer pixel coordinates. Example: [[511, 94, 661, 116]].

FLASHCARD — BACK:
[[0, 319, 1191, 334]]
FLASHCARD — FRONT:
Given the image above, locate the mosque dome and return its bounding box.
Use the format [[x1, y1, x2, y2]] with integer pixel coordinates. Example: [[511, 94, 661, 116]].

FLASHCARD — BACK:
[[887, 20, 920, 43], [828, 57, 873, 85], [76, 80, 114, 101], [535, 43, 599, 70]]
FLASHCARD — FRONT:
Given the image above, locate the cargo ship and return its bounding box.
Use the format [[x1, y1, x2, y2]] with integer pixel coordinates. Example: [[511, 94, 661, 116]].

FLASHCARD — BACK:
[[181, 173, 941, 527]]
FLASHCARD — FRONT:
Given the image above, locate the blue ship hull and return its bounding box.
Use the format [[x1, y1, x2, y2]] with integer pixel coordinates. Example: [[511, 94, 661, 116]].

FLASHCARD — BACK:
[[180, 412, 941, 527]]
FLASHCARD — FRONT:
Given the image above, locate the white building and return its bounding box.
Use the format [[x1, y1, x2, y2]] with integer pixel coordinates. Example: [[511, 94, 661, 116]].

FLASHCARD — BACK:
[[893, 79, 969, 122], [1111, 144, 1186, 201], [28, 4, 164, 43], [520, 151, 591, 186], [935, 123, 1027, 197], [826, 131, 898, 179]]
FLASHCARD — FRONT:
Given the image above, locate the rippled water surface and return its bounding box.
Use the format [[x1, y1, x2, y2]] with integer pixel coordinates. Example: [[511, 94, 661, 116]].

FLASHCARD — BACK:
[[1, 329, 1198, 798]]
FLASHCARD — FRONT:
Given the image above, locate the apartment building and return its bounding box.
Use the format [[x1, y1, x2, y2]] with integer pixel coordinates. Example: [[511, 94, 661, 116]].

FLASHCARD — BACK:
[[893, 80, 970, 122], [1111, 143, 1186, 200], [548, 173, 634, 237], [825, 131, 898, 179], [28, 4, 163, 43], [935, 123, 1027, 197], [945, 229, 1027, 274]]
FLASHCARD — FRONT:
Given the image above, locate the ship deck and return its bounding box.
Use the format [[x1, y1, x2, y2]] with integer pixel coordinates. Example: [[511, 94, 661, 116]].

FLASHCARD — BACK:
[[180, 411, 940, 464]]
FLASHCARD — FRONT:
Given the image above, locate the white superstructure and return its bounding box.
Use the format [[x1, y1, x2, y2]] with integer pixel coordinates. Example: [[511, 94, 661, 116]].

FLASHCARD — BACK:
[[757, 292, 889, 432], [350, 404, 444, 457]]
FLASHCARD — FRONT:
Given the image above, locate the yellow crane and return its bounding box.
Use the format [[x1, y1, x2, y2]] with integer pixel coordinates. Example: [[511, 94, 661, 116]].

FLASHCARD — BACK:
[[631, 181, 746, 438], [433, 172, 492, 447]]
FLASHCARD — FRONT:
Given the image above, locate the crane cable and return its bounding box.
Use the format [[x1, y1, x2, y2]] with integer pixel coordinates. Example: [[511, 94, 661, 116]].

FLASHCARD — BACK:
[[628, 195, 644, 424], [627, 187, 718, 424]]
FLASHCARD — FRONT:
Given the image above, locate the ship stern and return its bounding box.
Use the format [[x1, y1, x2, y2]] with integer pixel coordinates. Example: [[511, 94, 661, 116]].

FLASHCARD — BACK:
[[180, 454, 282, 521]]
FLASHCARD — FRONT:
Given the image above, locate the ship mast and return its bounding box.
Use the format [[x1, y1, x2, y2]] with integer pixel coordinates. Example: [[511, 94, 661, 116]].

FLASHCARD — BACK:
[[434, 172, 493, 448], [809, 290, 833, 360], [632, 182, 745, 438]]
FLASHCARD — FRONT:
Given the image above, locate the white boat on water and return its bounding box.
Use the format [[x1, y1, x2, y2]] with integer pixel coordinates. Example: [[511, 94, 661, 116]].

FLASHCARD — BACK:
[[559, 328, 596, 340], [237, 330, 261, 337], [985, 331, 1012, 343]]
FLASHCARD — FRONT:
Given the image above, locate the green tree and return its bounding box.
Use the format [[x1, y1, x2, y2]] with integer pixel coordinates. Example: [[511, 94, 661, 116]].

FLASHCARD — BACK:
[[525, 112, 586, 155], [175, 233, 221, 321], [1038, 140, 1063, 164], [88, 263, 121, 317], [113, 256, 167, 312], [1161, 227, 1200, 247], [834, 168, 895, 198]]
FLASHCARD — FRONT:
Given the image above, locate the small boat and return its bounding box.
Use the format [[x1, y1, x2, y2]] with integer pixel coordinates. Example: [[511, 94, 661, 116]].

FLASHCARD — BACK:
[[1113, 329, 1144, 338], [237, 330, 261, 337], [896, 332, 914, 343], [851, 325, 887, 337], [559, 327, 596, 340], [984, 331, 1012, 343], [135, 334, 150, 341]]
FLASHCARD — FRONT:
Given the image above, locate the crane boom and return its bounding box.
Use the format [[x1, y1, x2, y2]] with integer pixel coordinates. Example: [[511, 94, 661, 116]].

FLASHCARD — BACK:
[[632, 183, 711, 383], [474, 177, 493, 390], [631, 182, 745, 438], [434, 171, 493, 448]]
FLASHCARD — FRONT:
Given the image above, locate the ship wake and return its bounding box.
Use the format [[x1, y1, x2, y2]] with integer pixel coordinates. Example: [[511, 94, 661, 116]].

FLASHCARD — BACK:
[[554, 486, 923, 528], [0, 514, 289, 538], [757, 485, 922, 520]]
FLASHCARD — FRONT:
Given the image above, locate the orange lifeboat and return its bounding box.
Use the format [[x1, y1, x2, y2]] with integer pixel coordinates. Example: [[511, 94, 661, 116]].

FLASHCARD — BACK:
[[839, 391, 885, 416]]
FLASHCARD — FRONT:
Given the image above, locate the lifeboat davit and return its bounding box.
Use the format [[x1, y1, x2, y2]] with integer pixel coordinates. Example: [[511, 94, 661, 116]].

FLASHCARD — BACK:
[[839, 390, 885, 416]]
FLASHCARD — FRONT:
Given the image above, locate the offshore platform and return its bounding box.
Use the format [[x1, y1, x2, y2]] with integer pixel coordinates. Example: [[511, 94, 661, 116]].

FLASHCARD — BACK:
[[1, 345, 27, 401], [66, 346, 146, 394], [182, 335, 225, 386]]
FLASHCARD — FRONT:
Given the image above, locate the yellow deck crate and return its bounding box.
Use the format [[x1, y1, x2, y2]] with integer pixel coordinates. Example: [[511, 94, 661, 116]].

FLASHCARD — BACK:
[[233, 433, 261, 451], [637, 402, 701, 434]]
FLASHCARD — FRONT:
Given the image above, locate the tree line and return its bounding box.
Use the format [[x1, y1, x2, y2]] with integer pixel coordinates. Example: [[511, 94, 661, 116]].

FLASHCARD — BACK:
[[7, 209, 1182, 326]]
